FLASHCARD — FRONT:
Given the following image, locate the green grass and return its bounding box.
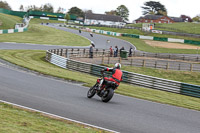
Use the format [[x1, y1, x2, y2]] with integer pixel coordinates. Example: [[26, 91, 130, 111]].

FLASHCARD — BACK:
[[0, 13, 22, 29], [118, 36, 199, 54], [86, 25, 200, 41], [0, 19, 90, 46], [0, 50, 200, 111], [0, 102, 109, 133], [128, 22, 200, 34], [29, 18, 64, 24]]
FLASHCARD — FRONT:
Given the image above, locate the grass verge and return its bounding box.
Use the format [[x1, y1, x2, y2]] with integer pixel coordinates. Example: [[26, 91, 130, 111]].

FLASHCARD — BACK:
[[0, 50, 200, 111], [87, 25, 200, 41], [0, 102, 109, 133], [0, 19, 90, 46], [0, 13, 22, 29]]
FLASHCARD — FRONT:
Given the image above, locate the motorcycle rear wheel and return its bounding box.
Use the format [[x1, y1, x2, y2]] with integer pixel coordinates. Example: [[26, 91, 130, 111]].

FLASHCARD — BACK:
[[101, 88, 114, 103], [87, 84, 97, 98]]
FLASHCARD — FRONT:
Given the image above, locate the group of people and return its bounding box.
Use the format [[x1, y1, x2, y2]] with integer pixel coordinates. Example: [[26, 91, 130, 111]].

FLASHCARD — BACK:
[[110, 46, 133, 57]]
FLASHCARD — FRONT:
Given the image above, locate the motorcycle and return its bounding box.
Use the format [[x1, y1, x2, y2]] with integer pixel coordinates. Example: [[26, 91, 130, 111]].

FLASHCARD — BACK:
[[87, 72, 118, 102]]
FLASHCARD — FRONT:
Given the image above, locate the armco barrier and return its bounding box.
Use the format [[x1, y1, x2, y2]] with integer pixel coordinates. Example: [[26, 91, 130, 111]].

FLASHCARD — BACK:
[[46, 49, 200, 98]]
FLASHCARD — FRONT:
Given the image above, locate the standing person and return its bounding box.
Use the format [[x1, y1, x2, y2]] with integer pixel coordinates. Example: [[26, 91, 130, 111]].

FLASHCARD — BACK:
[[110, 46, 113, 57], [89, 42, 95, 58], [129, 47, 133, 57], [114, 46, 118, 57]]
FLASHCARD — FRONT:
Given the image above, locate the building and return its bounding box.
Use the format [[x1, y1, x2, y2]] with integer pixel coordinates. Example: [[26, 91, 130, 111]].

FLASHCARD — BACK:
[[84, 13, 126, 26], [135, 15, 184, 23]]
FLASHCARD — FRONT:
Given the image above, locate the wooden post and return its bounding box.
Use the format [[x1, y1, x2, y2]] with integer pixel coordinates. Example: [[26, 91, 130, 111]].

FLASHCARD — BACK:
[[178, 64, 181, 70], [183, 55, 185, 61], [131, 58, 133, 66], [155, 61, 157, 68], [60, 49, 63, 56], [108, 56, 110, 64], [119, 57, 121, 64], [166, 62, 169, 70], [101, 56, 104, 64], [190, 64, 193, 72], [142, 60, 146, 67]]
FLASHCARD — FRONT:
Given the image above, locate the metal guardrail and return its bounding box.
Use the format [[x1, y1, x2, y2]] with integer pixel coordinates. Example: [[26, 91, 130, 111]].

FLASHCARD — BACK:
[[46, 49, 200, 98]]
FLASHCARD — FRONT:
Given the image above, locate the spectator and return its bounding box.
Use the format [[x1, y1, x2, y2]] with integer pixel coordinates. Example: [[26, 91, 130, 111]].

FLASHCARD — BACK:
[[129, 47, 133, 57], [110, 46, 113, 57], [89, 42, 95, 58], [114, 46, 118, 57]]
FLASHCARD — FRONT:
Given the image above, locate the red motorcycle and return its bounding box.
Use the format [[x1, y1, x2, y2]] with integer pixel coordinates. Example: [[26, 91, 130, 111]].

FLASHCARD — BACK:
[[87, 73, 118, 102]]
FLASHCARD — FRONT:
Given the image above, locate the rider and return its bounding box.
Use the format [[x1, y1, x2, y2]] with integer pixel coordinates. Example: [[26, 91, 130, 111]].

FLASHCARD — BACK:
[[98, 63, 123, 90]]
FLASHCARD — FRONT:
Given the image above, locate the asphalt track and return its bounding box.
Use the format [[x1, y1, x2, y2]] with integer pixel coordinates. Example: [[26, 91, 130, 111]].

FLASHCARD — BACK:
[[0, 26, 200, 133]]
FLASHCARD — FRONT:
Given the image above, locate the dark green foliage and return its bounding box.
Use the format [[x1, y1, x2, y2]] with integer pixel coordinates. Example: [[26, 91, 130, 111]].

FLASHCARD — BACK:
[[0, 0, 11, 10], [68, 7, 84, 18], [116, 5, 129, 21], [142, 1, 167, 15]]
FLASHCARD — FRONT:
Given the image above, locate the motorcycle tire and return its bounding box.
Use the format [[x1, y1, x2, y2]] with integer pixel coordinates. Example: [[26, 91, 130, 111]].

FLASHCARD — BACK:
[[101, 88, 114, 103], [87, 84, 97, 98]]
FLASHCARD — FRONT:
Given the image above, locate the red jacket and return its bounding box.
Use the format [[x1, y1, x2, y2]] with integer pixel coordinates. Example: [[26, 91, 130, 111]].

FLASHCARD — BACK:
[[105, 67, 123, 84]]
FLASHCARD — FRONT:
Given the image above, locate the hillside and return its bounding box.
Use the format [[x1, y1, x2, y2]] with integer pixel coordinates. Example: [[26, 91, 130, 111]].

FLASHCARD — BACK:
[[0, 13, 22, 29], [128, 22, 200, 34]]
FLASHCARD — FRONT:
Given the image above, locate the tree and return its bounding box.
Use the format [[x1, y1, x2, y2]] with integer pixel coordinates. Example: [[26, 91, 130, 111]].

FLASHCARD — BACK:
[[41, 3, 54, 12], [19, 5, 24, 11], [84, 9, 93, 14], [116, 5, 129, 21], [192, 14, 200, 22], [0, 1, 11, 10], [56, 7, 64, 13], [142, 1, 167, 16], [105, 10, 117, 15], [68, 7, 84, 17], [64, 13, 70, 24], [26, 5, 41, 11]]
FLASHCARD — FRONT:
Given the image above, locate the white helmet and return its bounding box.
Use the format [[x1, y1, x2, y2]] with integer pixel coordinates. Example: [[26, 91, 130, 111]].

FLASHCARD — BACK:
[[114, 63, 121, 69]]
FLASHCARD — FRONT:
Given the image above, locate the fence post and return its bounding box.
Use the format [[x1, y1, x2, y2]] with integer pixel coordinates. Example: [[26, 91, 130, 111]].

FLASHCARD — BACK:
[[65, 49, 68, 58], [155, 61, 157, 68], [190, 64, 193, 72], [178, 64, 181, 70], [108, 56, 110, 64], [60, 49, 63, 56], [96, 49, 98, 57], [142, 60, 146, 67], [57, 49, 59, 55], [119, 57, 121, 64], [196, 56, 199, 62], [101, 56, 104, 64], [166, 62, 169, 70], [131, 58, 133, 66]]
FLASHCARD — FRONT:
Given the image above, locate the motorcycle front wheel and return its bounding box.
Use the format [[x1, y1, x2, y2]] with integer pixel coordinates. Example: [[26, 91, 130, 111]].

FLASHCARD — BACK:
[[101, 88, 114, 103], [87, 84, 97, 98]]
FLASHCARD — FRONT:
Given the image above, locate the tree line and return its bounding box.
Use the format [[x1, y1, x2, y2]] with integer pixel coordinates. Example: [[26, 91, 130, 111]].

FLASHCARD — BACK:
[[0, 0, 199, 22]]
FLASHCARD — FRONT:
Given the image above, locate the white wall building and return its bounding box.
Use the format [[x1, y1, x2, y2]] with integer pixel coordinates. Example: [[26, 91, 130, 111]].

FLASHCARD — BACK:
[[84, 13, 126, 27]]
